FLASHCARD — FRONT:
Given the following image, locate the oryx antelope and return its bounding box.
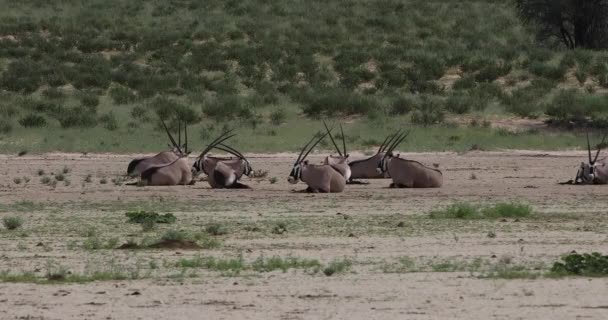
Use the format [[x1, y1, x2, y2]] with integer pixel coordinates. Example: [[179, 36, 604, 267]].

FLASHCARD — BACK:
[[139, 122, 193, 186], [572, 132, 608, 185], [377, 131, 443, 188], [288, 132, 346, 193], [346, 131, 403, 182], [322, 121, 351, 181], [191, 131, 253, 189], [127, 120, 186, 177]]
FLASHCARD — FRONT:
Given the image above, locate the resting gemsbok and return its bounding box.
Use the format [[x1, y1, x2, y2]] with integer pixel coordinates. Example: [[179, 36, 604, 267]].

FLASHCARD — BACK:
[[322, 121, 351, 181], [346, 131, 403, 183], [288, 131, 346, 193], [573, 131, 608, 185], [191, 131, 253, 189], [376, 131, 443, 188], [126, 119, 186, 177], [139, 121, 193, 186]]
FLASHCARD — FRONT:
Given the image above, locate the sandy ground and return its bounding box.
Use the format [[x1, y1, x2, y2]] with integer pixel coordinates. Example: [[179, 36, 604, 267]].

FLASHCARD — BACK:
[[0, 150, 608, 319]]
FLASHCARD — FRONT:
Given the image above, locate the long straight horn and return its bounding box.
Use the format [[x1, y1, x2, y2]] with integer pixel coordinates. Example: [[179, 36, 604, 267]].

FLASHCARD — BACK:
[[387, 131, 410, 156], [161, 118, 182, 154], [381, 129, 403, 153], [340, 124, 347, 156], [178, 121, 181, 151], [386, 130, 405, 154], [587, 130, 593, 164], [377, 134, 393, 154], [184, 122, 188, 154], [301, 131, 329, 163], [323, 120, 342, 156], [295, 132, 323, 164], [593, 132, 608, 164]]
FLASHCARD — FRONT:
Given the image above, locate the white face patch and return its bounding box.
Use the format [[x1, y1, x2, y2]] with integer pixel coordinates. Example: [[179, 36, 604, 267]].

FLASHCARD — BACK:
[[344, 167, 352, 181]]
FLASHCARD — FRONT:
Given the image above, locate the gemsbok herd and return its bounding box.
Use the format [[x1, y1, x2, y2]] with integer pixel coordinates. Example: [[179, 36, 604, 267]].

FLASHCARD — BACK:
[[127, 119, 608, 191]]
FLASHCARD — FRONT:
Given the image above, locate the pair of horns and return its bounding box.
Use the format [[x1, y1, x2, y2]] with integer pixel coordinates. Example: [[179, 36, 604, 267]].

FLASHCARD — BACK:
[[161, 118, 188, 155], [295, 131, 329, 165], [322, 120, 347, 157], [383, 129, 410, 158], [199, 129, 236, 159], [586, 130, 608, 165], [377, 129, 406, 154]]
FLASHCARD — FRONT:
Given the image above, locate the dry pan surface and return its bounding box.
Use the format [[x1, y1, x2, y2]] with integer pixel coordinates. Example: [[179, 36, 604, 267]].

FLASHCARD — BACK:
[[0, 151, 607, 320]]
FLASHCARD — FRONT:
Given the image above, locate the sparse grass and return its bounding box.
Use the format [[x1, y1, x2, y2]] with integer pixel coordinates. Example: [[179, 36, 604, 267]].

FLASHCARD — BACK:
[[13, 177, 22, 184], [480, 264, 540, 279], [269, 177, 278, 184], [83, 235, 119, 250], [99, 178, 108, 184], [2, 216, 24, 230], [430, 202, 533, 219], [84, 174, 93, 183], [252, 256, 322, 273], [125, 211, 176, 224], [271, 222, 288, 235], [40, 176, 51, 185]]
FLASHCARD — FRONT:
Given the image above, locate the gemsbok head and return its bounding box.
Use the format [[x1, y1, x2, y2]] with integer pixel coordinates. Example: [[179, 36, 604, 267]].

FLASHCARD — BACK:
[[288, 131, 346, 193], [346, 130, 403, 182], [376, 130, 443, 188], [574, 131, 608, 185]]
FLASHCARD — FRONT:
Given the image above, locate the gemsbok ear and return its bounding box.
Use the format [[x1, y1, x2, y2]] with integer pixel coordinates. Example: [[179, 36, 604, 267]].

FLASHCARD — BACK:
[[303, 160, 309, 165]]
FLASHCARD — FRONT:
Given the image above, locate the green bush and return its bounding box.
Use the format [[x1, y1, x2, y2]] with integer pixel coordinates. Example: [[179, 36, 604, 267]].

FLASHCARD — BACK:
[[551, 252, 608, 277], [0, 118, 13, 134], [58, 107, 98, 128], [411, 96, 444, 126], [390, 95, 415, 115], [109, 84, 137, 104], [452, 75, 477, 90], [125, 211, 176, 224], [269, 107, 286, 125], [19, 114, 47, 128], [80, 92, 100, 108], [2, 216, 23, 230], [300, 88, 381, 117], [544, 89, 605, 125], [99, 112, 118, 131]]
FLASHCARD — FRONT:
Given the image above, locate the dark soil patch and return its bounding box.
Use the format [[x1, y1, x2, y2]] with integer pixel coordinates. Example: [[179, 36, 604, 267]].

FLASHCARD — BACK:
[[147, 239, 201, 249]]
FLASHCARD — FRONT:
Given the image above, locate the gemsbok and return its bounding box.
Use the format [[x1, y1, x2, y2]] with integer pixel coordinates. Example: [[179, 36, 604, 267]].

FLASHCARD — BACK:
[[345, 130, 403, 183], [190, 131, 253, 188], [376, 131, 443, 188], [139, 121, 193, 186], [573, 131, 608, 185], [288, 131, 346, 193], [126, 119, 186, 177]]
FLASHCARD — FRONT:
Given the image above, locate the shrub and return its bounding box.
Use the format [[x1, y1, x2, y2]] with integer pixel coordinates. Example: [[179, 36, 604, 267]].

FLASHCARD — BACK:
[[475, 63, 512, 82], [80, 92, 100, 108], [130, 105, 149, 121], [205, 223, 228, 236], [0, 118, 12, 134], [544, 89, 608, 126], [301, 88, 381, 117], [125, 211, 176, 224], [3, 216, 23, 230], [58, 107, 97, 128], [42, 88, 66, 100], [99, 112, 118, 131], [323, 259, 352, 276], [109, 84, 137, 104], [202, 94, 252, 120], [269, 107, 286, 125], [430, 203, 479, 219], [411, 96, 444, 126], [390, 95, 415, 115], [551, 252, 608, 276], [452, 75, 476, 90], [19, 114, 47, 128], [529, 61, 566, 81], [152, 96, 201, 124]]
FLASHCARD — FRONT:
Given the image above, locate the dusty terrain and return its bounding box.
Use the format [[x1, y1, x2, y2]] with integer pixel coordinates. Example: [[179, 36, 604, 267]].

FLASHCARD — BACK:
[[0, 150, 607, 320]]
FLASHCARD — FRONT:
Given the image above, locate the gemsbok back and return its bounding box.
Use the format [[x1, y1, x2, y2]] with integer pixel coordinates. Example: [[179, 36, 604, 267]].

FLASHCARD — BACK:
[[376, 131, 443, 188], [288, 131, 346, 193]]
